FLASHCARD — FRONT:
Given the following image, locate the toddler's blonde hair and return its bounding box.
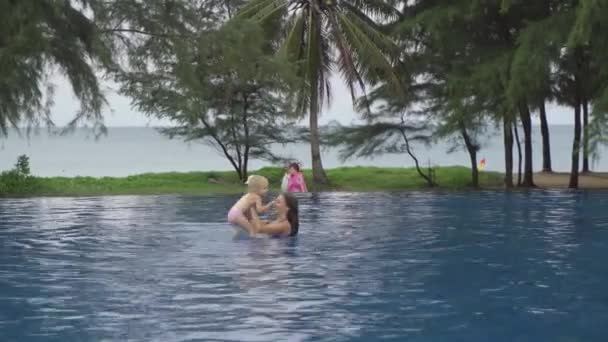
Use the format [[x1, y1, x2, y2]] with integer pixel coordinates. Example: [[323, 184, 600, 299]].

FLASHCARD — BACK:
[[245, 175, 268, 192]]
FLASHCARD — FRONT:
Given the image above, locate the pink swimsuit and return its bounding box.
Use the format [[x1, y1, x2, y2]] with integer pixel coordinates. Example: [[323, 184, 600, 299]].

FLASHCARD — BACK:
[[227, 206, 245, 224], [288, 173, 305, 192]]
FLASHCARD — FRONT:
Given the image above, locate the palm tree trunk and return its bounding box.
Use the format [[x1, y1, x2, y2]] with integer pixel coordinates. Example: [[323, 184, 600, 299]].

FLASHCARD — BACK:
[[309, 97, 329, 186], [518, 102, 535, 187], [569, 100, 582, 188], [503, 114, 514, 188], [539, 101, 552, 173], [513, 120, 523, 186], [582, 98, 590, 173]]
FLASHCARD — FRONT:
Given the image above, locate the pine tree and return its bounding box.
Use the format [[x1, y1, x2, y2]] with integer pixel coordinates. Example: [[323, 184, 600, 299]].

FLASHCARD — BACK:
[[0, 1, 114, 137]]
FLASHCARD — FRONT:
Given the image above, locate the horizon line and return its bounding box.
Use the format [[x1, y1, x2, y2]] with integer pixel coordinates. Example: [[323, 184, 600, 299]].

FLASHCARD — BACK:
[[12, 123, 579, 129]]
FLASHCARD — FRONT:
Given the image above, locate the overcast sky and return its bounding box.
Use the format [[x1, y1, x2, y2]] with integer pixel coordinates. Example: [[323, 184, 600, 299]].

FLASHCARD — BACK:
[[50, 73, 575, 127]]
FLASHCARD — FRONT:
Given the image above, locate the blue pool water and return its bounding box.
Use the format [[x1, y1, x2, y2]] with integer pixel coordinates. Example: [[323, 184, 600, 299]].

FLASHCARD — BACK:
[[1, 191, 608, 341]]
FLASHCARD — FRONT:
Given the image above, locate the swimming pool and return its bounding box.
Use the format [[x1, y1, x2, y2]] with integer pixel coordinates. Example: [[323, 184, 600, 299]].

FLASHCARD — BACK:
[[1, 191, 608, 341]]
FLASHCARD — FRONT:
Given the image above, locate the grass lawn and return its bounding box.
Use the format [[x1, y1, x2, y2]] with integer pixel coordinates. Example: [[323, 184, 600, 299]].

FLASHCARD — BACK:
[[0, 166, 504, 197]]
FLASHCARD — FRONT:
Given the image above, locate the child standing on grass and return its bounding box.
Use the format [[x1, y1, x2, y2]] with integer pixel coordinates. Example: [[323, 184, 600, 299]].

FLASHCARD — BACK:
[[227, 175, 274, 234], [287, 163, 308, 193]]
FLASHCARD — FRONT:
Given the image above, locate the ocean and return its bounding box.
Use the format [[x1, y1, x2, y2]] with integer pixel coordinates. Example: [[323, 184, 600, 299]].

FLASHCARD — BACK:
[[0, 125, 605, 177]]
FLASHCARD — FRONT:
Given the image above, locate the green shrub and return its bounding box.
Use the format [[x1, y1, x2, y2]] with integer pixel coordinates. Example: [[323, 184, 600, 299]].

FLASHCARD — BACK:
[[206, 171, 221, 181], [15, 155, 31, 175], [0, 155, 40, 196]]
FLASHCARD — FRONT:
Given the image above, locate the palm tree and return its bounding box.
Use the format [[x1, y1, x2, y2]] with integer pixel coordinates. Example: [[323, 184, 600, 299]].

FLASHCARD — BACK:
[[236, 0, 404, 185]]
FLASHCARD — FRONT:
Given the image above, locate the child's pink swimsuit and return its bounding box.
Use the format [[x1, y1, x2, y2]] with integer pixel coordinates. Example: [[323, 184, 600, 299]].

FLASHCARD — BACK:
[[288, 174, 305, 192], [227, 206, 245, 224]]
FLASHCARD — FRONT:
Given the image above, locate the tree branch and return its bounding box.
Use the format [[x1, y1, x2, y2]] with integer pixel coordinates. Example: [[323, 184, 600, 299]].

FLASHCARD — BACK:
[[198, 113, 243, 180], [102, 28, 192, 39], [399, 115, 435, 186]]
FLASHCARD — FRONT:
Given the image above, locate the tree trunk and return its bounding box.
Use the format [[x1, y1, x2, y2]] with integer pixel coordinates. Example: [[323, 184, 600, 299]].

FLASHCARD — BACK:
[[242, 95, 250, 181], [503, 114, 514, 188], [569, 100, 582, 188], [231, 163, 245, 182], [582, 98, 590, 173], [513, 120, 523, 186], [309, 97, 329, 186], [399, 125, 435, 187], [198, 115, 244, 182], [570, 50, 584, 188], [460, 122, 478, 188], [518, 102, 535, 187], [539, 101, 552, 173], [224, 0, 233, 18]]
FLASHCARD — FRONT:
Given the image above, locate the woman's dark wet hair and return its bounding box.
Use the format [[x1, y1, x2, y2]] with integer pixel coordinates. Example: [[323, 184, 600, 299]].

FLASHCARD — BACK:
[[282, 192, 299, 236]]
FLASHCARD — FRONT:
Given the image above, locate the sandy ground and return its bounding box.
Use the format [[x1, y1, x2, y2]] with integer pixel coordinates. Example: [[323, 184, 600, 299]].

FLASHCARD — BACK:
[[531, 172, 608, 189]]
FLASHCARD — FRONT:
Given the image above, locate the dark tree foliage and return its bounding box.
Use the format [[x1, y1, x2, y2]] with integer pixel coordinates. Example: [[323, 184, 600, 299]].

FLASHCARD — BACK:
[[119, 18, 298, 181], [0, 0, 115, 137]]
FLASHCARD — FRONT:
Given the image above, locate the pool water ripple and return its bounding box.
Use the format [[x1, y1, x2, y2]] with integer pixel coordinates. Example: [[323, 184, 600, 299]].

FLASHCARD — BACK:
[[1, 191, 608, 341]]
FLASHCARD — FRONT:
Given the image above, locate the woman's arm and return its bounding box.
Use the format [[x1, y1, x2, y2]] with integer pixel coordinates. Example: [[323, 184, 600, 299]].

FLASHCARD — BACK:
[[249, 208, 290, 236], [254, 196, 273, 213], [257, 221, 290, 236]]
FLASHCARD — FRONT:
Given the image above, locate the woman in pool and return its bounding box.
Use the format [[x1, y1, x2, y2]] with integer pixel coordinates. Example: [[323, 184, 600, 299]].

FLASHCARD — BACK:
[[249, 193, 299, 237]]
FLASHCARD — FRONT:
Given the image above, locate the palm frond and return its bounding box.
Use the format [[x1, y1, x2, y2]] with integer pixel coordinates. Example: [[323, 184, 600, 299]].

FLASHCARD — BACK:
[[249, 0, 291, 23], [343, 4, 400, 56], [280, 12, 306, 61], [347, 0, 402, 22], [291, 3, 333, 112], [337, 11, 404, 96], [327, 12, 368, 106], [236, 0, 282, 19]]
